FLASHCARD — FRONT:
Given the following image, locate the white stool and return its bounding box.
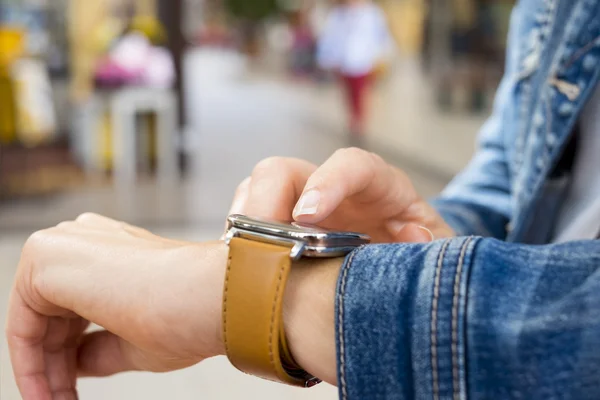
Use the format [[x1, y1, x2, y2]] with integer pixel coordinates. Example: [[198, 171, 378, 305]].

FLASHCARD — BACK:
[[109, 88, 179, 186]]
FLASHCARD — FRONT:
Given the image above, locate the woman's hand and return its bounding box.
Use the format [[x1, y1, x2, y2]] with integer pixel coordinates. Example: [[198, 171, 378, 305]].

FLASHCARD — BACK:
[[6, 213, 228, 400], [230, 148, 454, 243]]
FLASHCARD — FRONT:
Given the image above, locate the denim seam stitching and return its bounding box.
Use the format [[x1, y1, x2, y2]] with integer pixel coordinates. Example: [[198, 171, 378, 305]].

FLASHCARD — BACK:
[[452, 237, 474, 400], [562, 33, 600, 71], [432, 239, 451, 400], [339, 249, 359, 400]]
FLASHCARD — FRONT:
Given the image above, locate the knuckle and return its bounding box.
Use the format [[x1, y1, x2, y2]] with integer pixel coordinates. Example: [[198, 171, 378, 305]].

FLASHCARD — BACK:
[[19, 229, 57, 310], [333, 147, 381, 169], [24, 229, 52, 252], [56, 221, 76, 230], [21, 230, 52, 275], [235, 176, 252, 194], [334, 147, 369, 161], [367, 150, 384, 164], [76, 212, 98, 223], [252, 156, 292, 178]]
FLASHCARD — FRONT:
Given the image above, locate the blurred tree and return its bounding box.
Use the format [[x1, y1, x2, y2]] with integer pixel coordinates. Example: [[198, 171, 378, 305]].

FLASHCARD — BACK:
[[225, 0, 281, 56], [225, 0, 279, 21]]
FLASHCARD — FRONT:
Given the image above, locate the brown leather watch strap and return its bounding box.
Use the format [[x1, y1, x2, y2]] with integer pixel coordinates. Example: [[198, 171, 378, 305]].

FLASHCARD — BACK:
[[222, 237, 315, 386]]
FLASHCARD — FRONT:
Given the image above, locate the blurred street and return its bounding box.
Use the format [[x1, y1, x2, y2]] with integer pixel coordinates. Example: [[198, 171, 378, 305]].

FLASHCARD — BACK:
[[0, 49, 484, 231], [0, 48, 485, 399]]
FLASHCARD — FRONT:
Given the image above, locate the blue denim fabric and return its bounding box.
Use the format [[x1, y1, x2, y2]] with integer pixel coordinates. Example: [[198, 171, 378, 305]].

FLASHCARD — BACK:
[[335, 1, 600, 398], [337, 240, 600, 399]]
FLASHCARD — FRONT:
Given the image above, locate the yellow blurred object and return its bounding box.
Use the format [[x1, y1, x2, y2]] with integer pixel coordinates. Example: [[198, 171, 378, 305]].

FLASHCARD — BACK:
[[130, 15, 167, 45], [0, 28, 24, 144], [383, 0, 426, 56], [93, 18, 126, 53], [0, 27, 25, 65], [99, 111, 113, 170], [69, 0, 112, 100], [0, 71, 17, 143]]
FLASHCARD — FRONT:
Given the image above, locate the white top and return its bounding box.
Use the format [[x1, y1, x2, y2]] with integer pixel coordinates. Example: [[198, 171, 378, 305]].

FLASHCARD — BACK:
[[552, 85, 600, 242], [316, 3, 393, 76]]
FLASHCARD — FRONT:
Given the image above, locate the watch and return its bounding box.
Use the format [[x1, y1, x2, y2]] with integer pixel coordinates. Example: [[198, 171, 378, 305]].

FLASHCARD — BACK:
[[222, 214, 371, 387]]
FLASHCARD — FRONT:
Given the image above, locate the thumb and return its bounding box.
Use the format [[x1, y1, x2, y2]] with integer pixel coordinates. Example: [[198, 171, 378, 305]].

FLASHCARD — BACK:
[[77, 330, 143, 377], [78, 330, 197, 377]]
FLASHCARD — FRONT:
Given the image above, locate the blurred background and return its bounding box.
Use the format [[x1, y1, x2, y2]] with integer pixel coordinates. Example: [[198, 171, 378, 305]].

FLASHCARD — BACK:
[[0, 0, 514, 398]]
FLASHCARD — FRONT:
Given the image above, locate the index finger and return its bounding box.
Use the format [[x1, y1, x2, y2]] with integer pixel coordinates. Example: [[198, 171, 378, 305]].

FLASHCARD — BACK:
[[6, 287, 53, 400], [293, 148, 414, 223], [242, 157, 317, 221]]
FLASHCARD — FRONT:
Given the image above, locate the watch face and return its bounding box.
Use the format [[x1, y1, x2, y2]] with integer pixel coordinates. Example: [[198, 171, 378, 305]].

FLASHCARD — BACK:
[[226, 214, 371, 257]]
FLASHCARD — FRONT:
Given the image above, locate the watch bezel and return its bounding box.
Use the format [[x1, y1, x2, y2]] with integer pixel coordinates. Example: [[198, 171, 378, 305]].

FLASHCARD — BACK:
[[225, 214, 371, 259]]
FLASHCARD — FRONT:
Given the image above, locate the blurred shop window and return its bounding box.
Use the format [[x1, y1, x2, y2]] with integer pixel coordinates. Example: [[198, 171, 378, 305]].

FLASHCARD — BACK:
[[0, 1, 60, 145], [425, 0, 516, 113], [0, 0, 79, 198]]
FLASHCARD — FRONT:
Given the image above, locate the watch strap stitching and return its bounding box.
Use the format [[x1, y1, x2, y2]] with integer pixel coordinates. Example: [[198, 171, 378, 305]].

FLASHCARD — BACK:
[[268, 255, 287, 380], [222, 253, 233, 358]]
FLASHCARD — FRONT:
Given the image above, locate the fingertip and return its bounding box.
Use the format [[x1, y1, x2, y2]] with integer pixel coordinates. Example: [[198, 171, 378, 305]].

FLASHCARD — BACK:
[[229, 177, 252, 216]]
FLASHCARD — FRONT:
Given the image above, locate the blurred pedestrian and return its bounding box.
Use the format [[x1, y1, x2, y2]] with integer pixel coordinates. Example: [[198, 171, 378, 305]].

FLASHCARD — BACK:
[[289, 9, 316, 78], [317, 0, 393, 138]]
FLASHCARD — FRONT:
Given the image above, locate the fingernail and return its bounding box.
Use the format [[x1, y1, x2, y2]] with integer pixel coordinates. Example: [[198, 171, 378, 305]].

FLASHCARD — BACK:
[[418, 226, 435, 241], [294, 190, 320, 218]]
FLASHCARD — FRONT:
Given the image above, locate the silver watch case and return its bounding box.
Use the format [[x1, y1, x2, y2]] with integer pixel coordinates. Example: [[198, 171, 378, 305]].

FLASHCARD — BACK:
[[225, 214, 371, 260]]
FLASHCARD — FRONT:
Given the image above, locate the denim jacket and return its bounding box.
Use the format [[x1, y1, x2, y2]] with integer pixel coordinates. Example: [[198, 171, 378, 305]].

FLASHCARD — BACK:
[[335, 1, 600, 399]]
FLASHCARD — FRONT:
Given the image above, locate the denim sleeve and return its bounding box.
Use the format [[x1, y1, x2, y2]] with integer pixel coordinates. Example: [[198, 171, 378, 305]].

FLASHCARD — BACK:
[[430, 5, 525, 239], [336, 238, 600, 400]]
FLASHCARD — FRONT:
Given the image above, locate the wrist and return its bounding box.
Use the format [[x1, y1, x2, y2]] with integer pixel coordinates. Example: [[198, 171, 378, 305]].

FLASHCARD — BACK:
[[176, 241, 229, 359], [283, 256, 344, 386], [217, 225, 346, 386]]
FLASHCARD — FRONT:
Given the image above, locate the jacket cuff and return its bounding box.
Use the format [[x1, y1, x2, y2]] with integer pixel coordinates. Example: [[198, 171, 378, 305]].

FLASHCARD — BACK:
[[335, 238, 479, 400]]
